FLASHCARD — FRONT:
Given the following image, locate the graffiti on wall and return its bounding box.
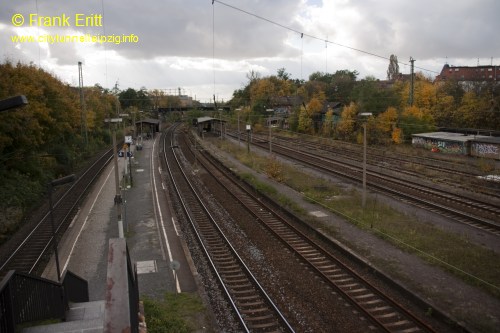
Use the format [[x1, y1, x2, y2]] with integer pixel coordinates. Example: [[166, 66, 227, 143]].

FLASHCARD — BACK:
[[472, 142, 499, 158], [412, 137, 466, 154]]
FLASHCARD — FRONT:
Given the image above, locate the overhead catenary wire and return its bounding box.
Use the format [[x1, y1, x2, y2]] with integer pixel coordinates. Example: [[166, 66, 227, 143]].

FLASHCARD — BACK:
[[100, 0, 108, 88], [212, 0, 216, 103], [212, 0, 440, 75]]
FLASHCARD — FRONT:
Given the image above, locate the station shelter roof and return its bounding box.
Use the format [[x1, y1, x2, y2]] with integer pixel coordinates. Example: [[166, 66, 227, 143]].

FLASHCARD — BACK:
[[135, 118, 160, 132], [196, 116, 214, 123], [135, 118, 160, 125], [412, 132, 497, 143], [196, 116, 226, 124]]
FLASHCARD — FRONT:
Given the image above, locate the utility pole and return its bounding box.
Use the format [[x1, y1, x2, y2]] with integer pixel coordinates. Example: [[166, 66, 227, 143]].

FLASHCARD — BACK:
[[269, 119, 272, 154], [112, 127, 123, 238], [78, 62, 88, 145], [236, 108, 242, 147], [409, 57, 415, 106], [362, 123, 367, 209]]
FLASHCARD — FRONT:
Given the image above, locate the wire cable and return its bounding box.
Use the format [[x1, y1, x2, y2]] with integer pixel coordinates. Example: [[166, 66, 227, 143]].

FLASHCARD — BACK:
[[212, 0, 440, 75], [212, 0, 216, 103]]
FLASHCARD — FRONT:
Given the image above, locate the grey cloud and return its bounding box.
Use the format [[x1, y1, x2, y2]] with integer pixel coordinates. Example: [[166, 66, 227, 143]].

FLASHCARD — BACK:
[[347, 0, 500, 61]]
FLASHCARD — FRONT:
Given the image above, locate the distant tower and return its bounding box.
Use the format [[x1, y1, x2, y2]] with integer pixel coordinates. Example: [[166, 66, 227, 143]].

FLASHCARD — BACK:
[[408, 57, 415, 107]]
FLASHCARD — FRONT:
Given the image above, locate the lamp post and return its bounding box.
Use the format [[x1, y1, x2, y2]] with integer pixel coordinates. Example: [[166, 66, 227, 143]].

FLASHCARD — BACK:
[[266, 108, 274, 154], [105, 117, 124, 238], [235, 108, 242, 147], [358, 112, 372, 210], [218, 108, 224, 139], [246, 124, 251, 153], [48, 174, 76, 281], [362, 123, 367, 209]]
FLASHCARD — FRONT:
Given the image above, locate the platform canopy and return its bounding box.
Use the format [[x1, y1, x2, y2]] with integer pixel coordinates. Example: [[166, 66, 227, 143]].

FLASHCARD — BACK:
[[135, 118, 160, 132]]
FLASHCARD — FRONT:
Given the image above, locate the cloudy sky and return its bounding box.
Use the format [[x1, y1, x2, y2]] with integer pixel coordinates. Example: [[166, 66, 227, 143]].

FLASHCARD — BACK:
[[2, 0, 499, 103]]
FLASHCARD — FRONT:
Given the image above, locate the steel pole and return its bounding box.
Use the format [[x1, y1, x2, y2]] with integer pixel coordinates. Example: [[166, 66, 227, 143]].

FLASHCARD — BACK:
[[362, 123, 367, 209], [112, 129, 123, 237]]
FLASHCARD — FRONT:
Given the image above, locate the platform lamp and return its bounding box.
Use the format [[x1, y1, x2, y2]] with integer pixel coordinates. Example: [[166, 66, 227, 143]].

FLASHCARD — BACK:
[[246, 124, 251, 153], [48, 174, 76, 281]]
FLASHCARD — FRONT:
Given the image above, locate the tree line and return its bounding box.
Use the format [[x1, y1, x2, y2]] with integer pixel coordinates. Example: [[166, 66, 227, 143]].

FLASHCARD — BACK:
[[0, 61, 167, 244], [228, 62, 500, 144]]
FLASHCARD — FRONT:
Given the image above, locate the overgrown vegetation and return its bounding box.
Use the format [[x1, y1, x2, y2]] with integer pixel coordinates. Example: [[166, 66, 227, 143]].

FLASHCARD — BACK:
[[0, 61, 157, 246], [211, 138, 500, 298], [142, 292, 208, 333], [0, 62, 110, 244]]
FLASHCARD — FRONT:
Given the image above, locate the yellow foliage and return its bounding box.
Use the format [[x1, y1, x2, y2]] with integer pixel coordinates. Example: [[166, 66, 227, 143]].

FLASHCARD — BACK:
[[391, 127, 403, 144], [336, 102, 357, 139], [415, 80, 437, 110], [297, 105, 313, 134], [321, 110, 334, 136], [307, 97, 323, 114], [377, 107, 398, 133], [265, 156, 284, 182]]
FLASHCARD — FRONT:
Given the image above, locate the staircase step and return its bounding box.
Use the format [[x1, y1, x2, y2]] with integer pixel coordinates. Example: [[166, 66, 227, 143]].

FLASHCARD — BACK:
[[22, 301, 104, 333], [67, 301, 105, 321]]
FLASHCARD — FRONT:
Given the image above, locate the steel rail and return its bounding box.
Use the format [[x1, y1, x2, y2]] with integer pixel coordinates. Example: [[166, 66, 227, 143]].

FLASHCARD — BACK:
[[186, 132, 437, 333], [161, 125, 294, 332]]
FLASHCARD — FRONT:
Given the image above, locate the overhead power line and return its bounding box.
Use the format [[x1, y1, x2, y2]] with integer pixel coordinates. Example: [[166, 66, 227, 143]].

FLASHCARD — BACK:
[[212, 0, 440, 75]]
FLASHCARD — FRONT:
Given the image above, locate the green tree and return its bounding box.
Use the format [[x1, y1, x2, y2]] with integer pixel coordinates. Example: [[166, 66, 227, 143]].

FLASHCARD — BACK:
[[387, 54, 400, 81], [119, 87, 151, 110], [351, 76, 400, 114]]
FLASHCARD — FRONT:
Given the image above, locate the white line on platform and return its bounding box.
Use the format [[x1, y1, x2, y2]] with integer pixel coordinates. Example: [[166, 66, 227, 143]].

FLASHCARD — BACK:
[[172, 217, 179, 236], [152, 136, 181, 293], [62, 168, 114, 273]]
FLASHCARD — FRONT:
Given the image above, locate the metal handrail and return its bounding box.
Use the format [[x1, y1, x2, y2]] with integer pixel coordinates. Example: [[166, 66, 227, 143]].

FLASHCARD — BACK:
[[62, 270, 89, 304], [0, 270, 88, 332]]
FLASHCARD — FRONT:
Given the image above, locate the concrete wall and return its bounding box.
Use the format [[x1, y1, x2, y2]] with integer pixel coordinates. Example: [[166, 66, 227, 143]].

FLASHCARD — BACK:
[[412, 136, 469, 155], [471, 141, 500, 160]]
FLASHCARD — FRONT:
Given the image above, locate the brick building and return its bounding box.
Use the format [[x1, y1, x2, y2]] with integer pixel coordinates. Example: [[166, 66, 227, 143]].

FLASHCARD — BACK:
[[436, 64, 500, 82]]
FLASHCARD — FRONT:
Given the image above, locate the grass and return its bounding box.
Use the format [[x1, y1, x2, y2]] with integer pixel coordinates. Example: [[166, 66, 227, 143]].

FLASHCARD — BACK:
[[209, 137, 500, 298], [142, 292, 208, 333]]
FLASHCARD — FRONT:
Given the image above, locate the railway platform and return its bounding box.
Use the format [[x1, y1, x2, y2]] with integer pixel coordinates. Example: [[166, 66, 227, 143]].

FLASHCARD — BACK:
[[35, 134, 200, 332]]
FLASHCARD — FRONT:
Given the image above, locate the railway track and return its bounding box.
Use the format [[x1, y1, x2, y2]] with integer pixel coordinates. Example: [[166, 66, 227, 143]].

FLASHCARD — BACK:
[[277, 135, 477, 173], [181, 131, 437, 333], [229, 131, 500, 235], [271, 132, 500, 202], [0, 148, 114, 279], [161, 125, 294, 332]]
